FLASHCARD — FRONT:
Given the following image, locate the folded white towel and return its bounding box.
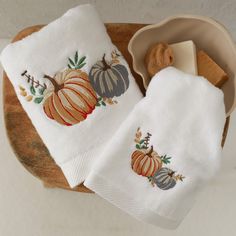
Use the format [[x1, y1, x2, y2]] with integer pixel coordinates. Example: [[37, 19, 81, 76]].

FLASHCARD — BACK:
[[0, 4, 142, 187], [85, 67, 226, 229]]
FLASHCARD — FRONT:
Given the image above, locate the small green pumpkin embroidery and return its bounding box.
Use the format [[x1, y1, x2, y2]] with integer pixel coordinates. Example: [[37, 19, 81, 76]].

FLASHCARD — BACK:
[[131, 127, 185, 190], [89, 50, 129, 98]]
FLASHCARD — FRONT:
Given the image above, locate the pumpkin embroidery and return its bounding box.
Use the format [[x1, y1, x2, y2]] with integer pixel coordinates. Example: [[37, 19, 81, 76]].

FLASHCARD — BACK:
[[20, 50, 129, 126], [149, 167, 184, 190], [43, 69, 97, 126], [89, 50, 129, 99], [131, 146, 163, 177], [131, 128, 185, 190]]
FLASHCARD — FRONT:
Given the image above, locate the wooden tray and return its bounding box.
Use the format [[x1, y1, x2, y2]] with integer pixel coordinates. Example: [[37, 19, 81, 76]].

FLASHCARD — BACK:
[[3, 24, 230, 193]]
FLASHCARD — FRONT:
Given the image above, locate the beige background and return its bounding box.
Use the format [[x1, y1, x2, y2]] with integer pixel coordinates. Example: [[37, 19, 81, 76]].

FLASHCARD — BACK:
[[0, 0, 236, 235]]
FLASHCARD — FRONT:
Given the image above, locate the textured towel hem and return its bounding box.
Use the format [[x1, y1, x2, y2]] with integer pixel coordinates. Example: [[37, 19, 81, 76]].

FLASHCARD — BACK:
[[84, 172, 194, 229], [59, 146, 103, 188]]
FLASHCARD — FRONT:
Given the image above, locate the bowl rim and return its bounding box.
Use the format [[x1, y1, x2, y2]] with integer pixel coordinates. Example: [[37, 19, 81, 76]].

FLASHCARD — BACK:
[[128, 14, 236, 116]]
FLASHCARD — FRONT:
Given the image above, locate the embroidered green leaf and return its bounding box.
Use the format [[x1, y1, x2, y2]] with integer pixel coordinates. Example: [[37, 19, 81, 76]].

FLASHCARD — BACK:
[[139, 139, 145, 145], [34, 97, 44, 104], [136, 144, 141, 149], [78, 56, 86, 65], [68, 58, 75, 66], [161, 155, 172, 164], [101, 101, 106, 106], [38, 88, 45, 95], [76, 62, 86, 69], [98, 97, 103, 101], [68, 64, 72, 69], [147, 176, 153, 182], [96, 103, 101, 107], [30, 85, 36, 95], [74, 51, 78, 64]]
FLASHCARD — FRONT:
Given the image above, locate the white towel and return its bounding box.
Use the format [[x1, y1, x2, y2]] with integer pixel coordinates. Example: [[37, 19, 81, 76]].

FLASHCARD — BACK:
[[0, 4, 142, 188], [85, 67, 226, 229]]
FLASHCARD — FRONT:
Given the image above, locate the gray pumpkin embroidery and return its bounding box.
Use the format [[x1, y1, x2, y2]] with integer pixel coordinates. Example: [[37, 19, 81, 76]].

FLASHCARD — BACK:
[[89, 54, 129, 98], [133, 128, 185, 190], [151, 167, 177, 190]]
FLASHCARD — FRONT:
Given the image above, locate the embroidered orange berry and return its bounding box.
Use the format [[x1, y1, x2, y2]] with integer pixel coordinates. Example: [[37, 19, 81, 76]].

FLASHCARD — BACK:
[[20, 90, 27, 97], [26, 95, 33, 102], [19, 85, 25, 91]]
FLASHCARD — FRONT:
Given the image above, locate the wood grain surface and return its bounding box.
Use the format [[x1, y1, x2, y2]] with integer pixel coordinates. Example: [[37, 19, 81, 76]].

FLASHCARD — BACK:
[[3, 23, 230, 193]]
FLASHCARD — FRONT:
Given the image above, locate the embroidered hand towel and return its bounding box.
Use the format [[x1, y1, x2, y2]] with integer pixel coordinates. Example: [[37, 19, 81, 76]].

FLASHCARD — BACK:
[[84, 67, 226, 229], [0, 4, 142, 188]]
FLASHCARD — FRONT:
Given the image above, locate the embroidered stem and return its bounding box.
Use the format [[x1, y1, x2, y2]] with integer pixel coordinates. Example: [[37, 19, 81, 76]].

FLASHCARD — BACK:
[[21, 70, 47, 90], [143, 132, 152, 149], [168, 171, 175, 177], [102, 54, 111, 70], [147, 145, 153, 156], [44, 74, 63, 93]]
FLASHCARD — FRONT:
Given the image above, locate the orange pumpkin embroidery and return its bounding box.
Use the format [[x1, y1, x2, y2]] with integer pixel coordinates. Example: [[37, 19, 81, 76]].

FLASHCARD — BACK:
[[20, 50, 128, 126], [43, 69, 97, 126], [131, 128, 185, 190], [131, 145, 163, 177]]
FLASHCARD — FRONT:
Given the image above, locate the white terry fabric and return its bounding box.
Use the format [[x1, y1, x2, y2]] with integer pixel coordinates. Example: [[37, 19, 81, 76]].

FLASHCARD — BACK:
[[85, 67, 226, 229], [0, 4, 142, 188]]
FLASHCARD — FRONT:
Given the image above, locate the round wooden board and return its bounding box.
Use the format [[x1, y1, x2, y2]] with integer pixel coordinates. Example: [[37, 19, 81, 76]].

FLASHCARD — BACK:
[[3, 23, 230, 193]]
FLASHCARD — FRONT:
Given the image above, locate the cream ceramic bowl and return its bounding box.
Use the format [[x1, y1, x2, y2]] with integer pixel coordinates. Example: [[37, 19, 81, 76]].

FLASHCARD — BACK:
[[128, 15, 236, 116]]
